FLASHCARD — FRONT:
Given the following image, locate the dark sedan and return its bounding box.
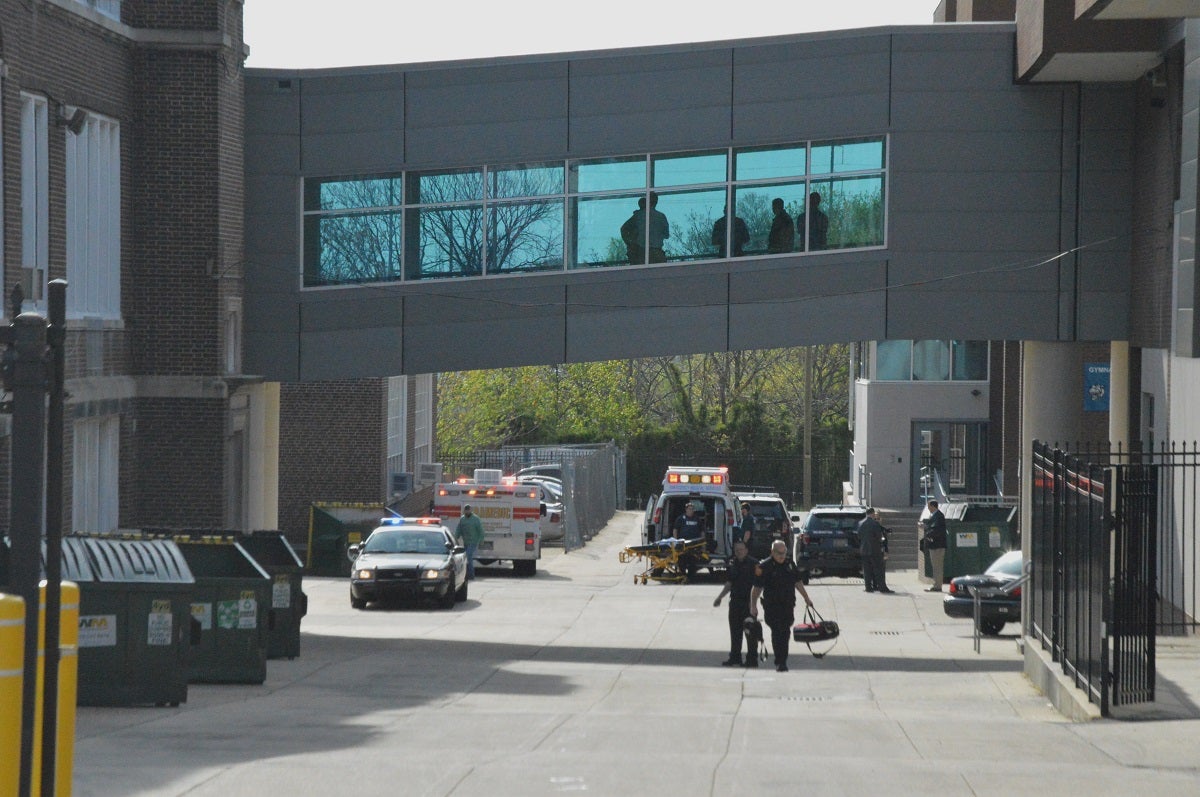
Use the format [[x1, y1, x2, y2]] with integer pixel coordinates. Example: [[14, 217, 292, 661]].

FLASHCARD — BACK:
[[348, 520, 468, 609], [942, 550, 1024, 635]]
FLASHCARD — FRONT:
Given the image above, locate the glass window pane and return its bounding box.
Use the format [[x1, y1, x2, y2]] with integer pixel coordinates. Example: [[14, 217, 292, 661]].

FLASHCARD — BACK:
[[803, 176, 884, 251], [953, 340, 989, 380], [305, 176, 401, 211], [734, 145, 806, 181], [875, 340, 911, 380], [408, 169, 483, 205], [809, 138, 885, 174], [303, 212, 402, 287], [734, 183, 806, 256], [912, 340, 951, 381], [487, 199, 564, 274], [572, 194, 642, 268], [652, 188, 725, 262], [489, 163, 564, 199], [571, 157, 647, 194], [652, 151, 726, 188], [404, 205, 483, 279]]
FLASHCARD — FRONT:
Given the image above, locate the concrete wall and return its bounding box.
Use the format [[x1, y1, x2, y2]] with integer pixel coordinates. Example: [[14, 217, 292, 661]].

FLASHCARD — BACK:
[[244, 24, 1135, 382]]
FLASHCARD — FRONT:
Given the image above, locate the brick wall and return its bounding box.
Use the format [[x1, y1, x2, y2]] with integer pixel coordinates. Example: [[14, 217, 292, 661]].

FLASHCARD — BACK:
[[277, 380, 387, 546], [131, 397, 226, 525]]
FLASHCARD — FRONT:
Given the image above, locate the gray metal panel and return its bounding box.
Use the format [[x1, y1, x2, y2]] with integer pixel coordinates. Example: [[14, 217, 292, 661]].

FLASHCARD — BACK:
[[406, 62, 568, 166], [887, 286, 1061, 340], [569, 50, 733, 154], [729, 260, 888, 349], [300, 73, 406, 174], [245, 133, 301, 175], [733, 37, 890, 140], [80, 538, 195, 584], [892, 89, 1065, 133], [564, 271, 729, 361], [244, 331, 299, 381], [401, 282, 567, 374], [891, 29, 1019, 91], [893, 129, 1065, 172], [300, 327, 404, 380], [1077, 291, 1130, 340]]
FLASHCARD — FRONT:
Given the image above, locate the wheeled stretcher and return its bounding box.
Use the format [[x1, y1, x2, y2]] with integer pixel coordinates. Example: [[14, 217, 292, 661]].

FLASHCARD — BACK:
[[619, 537, 710, 584]]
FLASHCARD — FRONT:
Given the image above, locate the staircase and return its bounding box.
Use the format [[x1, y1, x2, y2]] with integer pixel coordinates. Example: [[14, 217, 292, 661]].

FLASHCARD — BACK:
[[877, 507, 924, 571]]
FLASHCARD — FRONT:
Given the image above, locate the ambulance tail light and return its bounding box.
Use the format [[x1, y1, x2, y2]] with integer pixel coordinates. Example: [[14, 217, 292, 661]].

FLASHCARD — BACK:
[[652, 507, 661, 525], [525, 534, 536, 551], [726, 507, 736, 527]]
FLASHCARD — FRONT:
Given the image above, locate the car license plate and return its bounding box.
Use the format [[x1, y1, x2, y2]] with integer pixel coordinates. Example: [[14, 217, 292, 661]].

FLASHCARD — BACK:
[[478, 541, 493, 551], [833, 539, 848, 548]]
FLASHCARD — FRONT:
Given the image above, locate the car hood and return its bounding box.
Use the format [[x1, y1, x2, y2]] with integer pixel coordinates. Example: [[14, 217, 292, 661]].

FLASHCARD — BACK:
[[353, 552, 451, 569]]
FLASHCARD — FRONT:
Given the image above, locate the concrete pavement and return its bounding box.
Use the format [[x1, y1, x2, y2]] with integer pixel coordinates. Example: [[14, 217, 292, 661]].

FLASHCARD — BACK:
[[71, 511, 1200, 796]]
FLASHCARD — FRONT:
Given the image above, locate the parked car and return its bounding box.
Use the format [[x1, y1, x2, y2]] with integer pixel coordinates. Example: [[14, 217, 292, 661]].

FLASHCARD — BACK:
[[347, 518, 468, 609], [516, 464, 563, 481], [734, 491, 793, 559], [794, 504, 869, 583], [942, 549, 1024, 635], [517, 475, 563, 502]]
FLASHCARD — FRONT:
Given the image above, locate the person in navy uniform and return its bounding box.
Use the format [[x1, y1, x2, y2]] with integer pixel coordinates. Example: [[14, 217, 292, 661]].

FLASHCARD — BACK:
[[750, 540, 814, 672], [713, 540, 758, 667], [672, 503, 705, 540]]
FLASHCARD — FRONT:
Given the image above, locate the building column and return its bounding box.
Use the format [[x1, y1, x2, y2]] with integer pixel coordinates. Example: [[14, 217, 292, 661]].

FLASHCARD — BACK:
[[1109, 341, 1130, 450]]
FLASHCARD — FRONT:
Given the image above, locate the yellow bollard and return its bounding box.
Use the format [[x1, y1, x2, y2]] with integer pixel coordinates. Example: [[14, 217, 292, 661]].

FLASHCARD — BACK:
[[1, 592, 26, 797], [29, 581, 80, 797]]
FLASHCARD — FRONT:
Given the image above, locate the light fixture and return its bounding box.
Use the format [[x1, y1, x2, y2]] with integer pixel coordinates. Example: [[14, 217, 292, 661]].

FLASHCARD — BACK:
[[57, 105, 87, 135]]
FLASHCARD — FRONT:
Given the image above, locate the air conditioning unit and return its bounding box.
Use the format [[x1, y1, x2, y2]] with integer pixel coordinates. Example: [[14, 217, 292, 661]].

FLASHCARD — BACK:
[[390, 472, 413, 497], [416, 462, 443, 486]]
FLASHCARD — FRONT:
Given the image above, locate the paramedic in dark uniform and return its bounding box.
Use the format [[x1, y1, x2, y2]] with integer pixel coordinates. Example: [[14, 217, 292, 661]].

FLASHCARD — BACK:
[[713, 540, 758, 667], [750, 539, 814, 672], [672, 503, 705, 540]]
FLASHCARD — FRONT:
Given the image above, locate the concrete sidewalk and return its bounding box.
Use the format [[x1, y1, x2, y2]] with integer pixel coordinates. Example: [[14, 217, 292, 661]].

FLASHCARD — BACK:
[[71, 511, 1200, 796]]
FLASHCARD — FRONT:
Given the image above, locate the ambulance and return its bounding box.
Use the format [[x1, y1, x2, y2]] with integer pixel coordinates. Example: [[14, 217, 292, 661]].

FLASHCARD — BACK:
[[644, 465, 742, 571], [434, 469, 542, 576]]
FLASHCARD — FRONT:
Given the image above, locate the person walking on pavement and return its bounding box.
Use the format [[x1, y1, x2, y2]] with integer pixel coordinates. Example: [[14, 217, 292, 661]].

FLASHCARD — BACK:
[[857, 507, 893, 593], [922, 499, 948, 591], [455, 504, 486, 580], [750, 540, 814, 672], [714, 540, 758, 667]]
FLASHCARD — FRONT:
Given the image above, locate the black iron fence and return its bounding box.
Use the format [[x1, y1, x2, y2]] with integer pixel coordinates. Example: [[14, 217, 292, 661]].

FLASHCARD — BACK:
[[1031, 441, 1199, 715]]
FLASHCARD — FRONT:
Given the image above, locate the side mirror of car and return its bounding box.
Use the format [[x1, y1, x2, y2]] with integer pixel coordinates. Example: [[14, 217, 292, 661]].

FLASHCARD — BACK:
[[453, 545, 466, 554], [346, 543, 360, 561]]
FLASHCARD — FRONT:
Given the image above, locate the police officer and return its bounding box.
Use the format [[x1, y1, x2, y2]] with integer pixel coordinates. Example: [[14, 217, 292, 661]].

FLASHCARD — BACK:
[[750, 540, 814, 672], [713, 540, 758, 667]]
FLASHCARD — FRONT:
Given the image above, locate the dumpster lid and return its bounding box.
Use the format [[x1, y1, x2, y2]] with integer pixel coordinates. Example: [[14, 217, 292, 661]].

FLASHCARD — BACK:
[[74, 536, 195, 584], [238, 532, 303, 570], [175, 539, 271, 580]]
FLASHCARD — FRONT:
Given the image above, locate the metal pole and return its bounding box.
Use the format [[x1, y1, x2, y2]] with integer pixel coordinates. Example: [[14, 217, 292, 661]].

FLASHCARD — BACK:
[[803, 346, 813, 509], [41, 279, 67, 796], [9, 311, 48, 797]]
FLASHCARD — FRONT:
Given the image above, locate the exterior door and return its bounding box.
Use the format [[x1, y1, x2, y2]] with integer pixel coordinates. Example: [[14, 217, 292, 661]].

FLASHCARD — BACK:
[[911, 422, 987, 504]]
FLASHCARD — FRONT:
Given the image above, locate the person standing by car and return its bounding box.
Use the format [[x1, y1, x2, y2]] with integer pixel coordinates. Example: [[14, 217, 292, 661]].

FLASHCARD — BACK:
[[736, 503, 755, 547], [750, 540, 814, 672], [713, 540, 758, 667], [857, 508, 893, 593], [922, 500, 948, 591], [455, 504, 486, 580]]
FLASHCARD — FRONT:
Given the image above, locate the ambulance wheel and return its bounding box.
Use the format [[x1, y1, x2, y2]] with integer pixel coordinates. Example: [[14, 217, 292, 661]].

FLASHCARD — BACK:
[[514, 559, 537, 577]]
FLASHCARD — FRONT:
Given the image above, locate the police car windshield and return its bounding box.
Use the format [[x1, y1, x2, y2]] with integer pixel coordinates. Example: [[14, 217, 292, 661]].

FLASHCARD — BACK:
[[364, 531, 447, 554]]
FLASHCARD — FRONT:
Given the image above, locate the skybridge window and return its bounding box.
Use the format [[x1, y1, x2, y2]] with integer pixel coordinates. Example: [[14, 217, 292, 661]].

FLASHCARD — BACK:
[[301, 136, 887, 288]]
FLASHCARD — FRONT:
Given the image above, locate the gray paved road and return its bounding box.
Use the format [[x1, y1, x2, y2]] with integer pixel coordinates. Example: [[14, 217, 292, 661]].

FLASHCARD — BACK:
[[72, 511, 1200, 796]]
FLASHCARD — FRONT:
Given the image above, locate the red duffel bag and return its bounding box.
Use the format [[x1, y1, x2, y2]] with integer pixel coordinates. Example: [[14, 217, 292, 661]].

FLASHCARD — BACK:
[[792, 605, 840, 658]]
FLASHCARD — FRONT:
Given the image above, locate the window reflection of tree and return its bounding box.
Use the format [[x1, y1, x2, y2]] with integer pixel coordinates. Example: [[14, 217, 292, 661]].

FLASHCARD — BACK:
[[317, 212, 401, 284]]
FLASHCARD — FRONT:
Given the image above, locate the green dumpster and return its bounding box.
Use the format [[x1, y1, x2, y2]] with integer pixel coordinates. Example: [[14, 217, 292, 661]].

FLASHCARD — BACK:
[[238, 532, 307, 660], [175, 539, 271, 685], [306, 503, 385, 577], [70, 536, 195, 707], [932, 502, 1019, 581]]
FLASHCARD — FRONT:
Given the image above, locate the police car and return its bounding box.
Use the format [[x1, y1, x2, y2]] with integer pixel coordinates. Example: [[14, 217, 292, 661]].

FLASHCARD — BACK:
[[347, 517, 468, 609]]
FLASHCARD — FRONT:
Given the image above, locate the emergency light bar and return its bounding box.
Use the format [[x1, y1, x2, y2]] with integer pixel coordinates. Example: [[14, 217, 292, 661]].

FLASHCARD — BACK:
[[667, 472, 725, 485]]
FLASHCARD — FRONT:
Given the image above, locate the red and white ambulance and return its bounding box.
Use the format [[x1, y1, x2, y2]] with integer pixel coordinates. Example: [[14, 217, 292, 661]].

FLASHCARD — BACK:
[[435, 469, 542, 576]]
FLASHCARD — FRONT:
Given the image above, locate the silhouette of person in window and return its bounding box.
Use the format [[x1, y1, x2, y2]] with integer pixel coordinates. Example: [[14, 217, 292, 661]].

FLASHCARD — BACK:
[[621, 198, 647, 265], [712, 213, 750, 258], [620, 193, 670, 264], [796, 191, 829, 251], [767, 197, 795, 254]]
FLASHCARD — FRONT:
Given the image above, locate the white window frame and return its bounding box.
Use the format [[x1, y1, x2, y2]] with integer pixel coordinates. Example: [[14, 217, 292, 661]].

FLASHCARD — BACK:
[[387, 375, 408, 475], [414, 373, 433, 465], [20, 93, 49, 309], [73, 415, 120, 533], [66, 108, 121, 319]]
